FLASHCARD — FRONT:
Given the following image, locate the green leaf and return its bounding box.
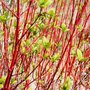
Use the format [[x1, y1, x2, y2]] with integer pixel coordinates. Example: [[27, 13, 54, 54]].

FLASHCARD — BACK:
[[32, 46, 38, 53], [77, 25, 83, 32], [45, 0, 53, 7], [38, 23, 45, 30], [8, 45, 13, 53], [61, 23, 69, 32], [14, 20, 17, 27], [21, 47, 26, 54], [52, 53, 60, 62], [63, 77, 73, 90], [0, 12, 10, 23], [48, 8, 55, 17], [32, 39, 42, 53], [43, 53, 49, 59], [29, 26, 37, 36], [43, 37, 51, 50], [10, 33, 14, 40], [0, 15, 7, 22], [11, 78, 17, 84], [38, 0, 53, 8], [39, 80, 44, 84], [57, 42, 62, 47], [25, 39, 31, 46], [31, 62, 35, 68], [0, 84, 3, 88], [80, 58, 87, 62], [77, 49, 87, 62], [77, 49, 83, 60], [0, 76, 6, 84], [20, 67, 23, 73], [71, 49, 76, 55]]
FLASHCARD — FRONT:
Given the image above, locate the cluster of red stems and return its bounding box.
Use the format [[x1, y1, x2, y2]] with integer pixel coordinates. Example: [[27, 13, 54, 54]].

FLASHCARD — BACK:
[[0, 0, 90, 90]]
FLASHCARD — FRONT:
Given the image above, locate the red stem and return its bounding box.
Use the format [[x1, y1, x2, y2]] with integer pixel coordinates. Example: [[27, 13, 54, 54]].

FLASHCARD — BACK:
[[3, 0, 20, 89]]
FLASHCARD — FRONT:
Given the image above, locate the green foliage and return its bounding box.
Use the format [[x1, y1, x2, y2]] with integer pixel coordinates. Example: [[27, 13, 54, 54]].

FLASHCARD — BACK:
[[77, 49, 87, 62], [52, 53, 60, 62], [20, 67, 23, 73], [31, 62, 35, 68], [0, 15, 7, 22], [0, 76, 6, 84], [32, 45, 38, 53], [20, 39, 31, 55], [20, 41, 26, 54], [71, 47, 76, 56], [14, 20, 17, 27], [32, 37, 51, 53], [8, 45, 13, 53], [21, 46, 26, 54], [77, 25, 83, 32], [37, 0, 53, 8], [63, 77, 73, 90], [42, 37, 51, 50], [0, 30, 4, 41], [48, 8, 55, 17], [39, 79, 44, 85], [0, 84, 3, 88], [79, 3, 84, 11], [43, 53, 49, 59], [10, 33, 14, 40], [32, 39, 42, 53], [38, 23, 45, 30], [11, 78, 17, 84], [25, 39, 31, 47], [0, 11, 10, 23], [61, 23, 69, 32], [29, 26, 37, 37], [57, 42, 62, 50], [77, 49, 83, 60]]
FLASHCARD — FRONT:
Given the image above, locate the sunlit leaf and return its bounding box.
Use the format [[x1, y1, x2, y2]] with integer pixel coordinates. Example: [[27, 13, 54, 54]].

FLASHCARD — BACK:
[[21, 47, 26, 54], [0, 76, 6, 84], [43, 53, 49, 59], [0, 15, 7, 22], [61, 23, 69, 32], [32, 39, 42, 53], [77, 49, 83, 60], [63, 77, 73, 90], [48, 8, 55, 17], [8, 45, 13, 53], [38, 23, 45, 30], [0, 84, 3, 88], [77, 25, 83, 32], [0, 12, 10, 23], [52, 53, 60, 62], [11, 78, 17, 84], [37, 0, 53, 8], [77, 49, 87, 62], [43, 37, 51, 50], [25, 39, 31, 46], [10, 33, 14, 40], [14, 20, 17, 27]]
